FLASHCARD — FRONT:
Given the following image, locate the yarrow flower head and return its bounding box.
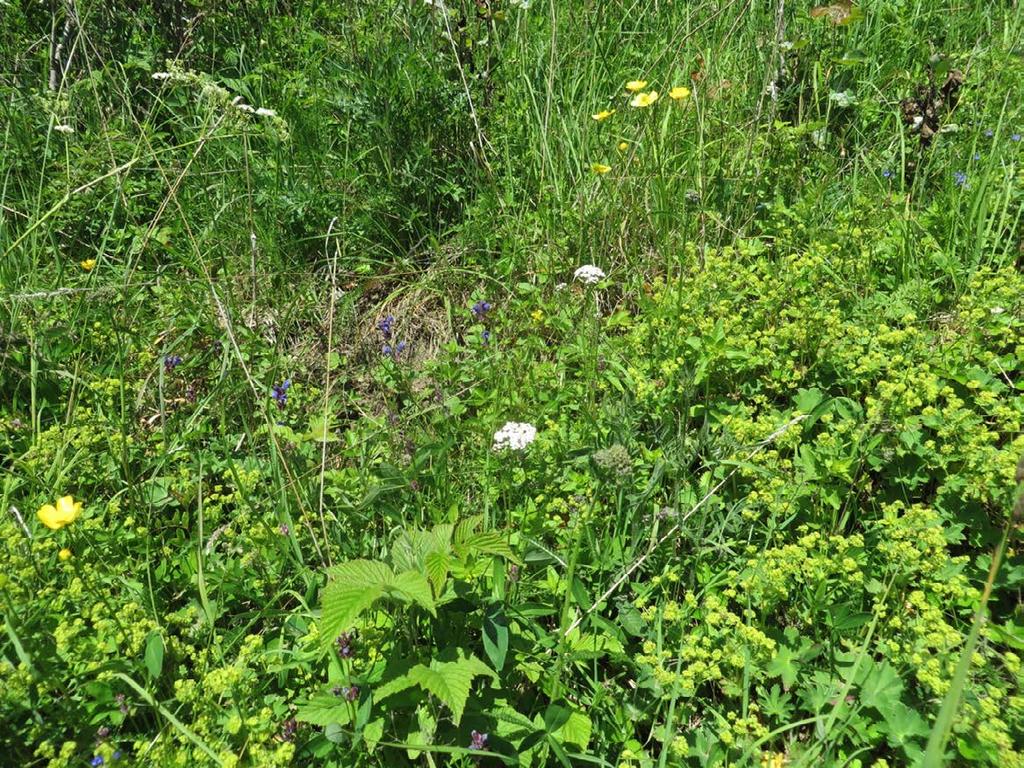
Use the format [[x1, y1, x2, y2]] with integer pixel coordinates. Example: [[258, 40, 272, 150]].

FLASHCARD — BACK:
[[37, 495, 82, 531], [574, 264, 606, 285], [492, 421, 537, 452], [469, 730, 489, 751], [471, 300, 492, 320], [272, 379, 292, 408]]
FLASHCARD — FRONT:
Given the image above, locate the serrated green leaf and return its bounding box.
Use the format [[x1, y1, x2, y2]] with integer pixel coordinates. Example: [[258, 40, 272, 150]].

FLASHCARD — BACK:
[[553, 709, 592, 749], [320, 560, 393, 643], [424, 550, 452, 596], [390, 570, 437, 616], [403, 651, 496, 725], [454, 515, 484, 547]]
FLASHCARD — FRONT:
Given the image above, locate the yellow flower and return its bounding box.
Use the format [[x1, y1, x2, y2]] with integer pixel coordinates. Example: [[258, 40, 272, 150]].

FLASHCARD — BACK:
[[531, 309, 544, 322], [58, 548, 72, 561], [669, 86, 691, 100], [80, 259, 96, 271], [37, 495, 82, 530], [591, 163, 611, 174], [592, 109, 616, 121], [618, 141, 629, 151], [630, 91, 659, 108], [625, 80, 648, 93]]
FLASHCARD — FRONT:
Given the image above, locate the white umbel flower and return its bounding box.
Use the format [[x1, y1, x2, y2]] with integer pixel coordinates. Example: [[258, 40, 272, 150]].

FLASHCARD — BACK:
[[152, 72, 172, 80], [255, 107, 277, 117], [492, 421, 537, 451], [573, 265, 606, 285], [53, 124, 74, 134]]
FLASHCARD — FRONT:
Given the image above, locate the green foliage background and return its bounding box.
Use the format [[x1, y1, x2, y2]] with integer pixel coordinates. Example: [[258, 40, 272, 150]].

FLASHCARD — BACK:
[[1, 1, 1023, 766]]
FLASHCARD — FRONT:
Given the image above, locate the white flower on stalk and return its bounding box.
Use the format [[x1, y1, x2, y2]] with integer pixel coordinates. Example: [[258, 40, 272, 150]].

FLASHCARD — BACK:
[[255, 107, 277, 117], [152, 72, 172, 80], [492, 421, 537, 452], [53, 124, 74, 134], [573, 265, 606, 285]]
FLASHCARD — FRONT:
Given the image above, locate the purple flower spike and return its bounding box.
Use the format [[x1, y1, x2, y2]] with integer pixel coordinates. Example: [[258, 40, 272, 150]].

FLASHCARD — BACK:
[[272, 379, 292, 408], [469, 730, 488, 751]]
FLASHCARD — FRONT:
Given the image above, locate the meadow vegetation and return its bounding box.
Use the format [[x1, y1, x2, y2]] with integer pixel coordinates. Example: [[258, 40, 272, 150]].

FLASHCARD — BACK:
[[2, 1, 1024, 766]]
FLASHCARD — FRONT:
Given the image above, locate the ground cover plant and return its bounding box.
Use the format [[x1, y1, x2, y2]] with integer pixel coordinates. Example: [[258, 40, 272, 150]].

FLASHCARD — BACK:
[[2, 0, 1024, 766]]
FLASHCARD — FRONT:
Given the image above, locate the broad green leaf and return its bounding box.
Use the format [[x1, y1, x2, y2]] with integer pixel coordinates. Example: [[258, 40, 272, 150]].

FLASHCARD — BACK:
[[144, 632, 164, 680], [405, 651, 496, 725], [390, 570, 437, 616], [295, 692, 353, 726], [767, 645, 800, 689], [860, 661, 903, 712], [482, 603, 510, 672], [320, 560, 392, 642], [424, 550, 452, 596], [553, 709, 592, 749]]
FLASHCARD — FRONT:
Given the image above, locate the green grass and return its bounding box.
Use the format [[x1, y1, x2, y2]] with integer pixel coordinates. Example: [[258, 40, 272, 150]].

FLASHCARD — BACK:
[[2, 1, 1024, 766]]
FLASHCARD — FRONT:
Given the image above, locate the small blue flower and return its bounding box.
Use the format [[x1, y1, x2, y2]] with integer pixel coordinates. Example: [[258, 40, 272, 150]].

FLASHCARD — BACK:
[[91, 758, 104, 767], [1013, 133, 1022, 142], [271, 379, 292, 408], [481, 329, 490, 344], [112, 753, 122, 762], [882, 169, 892, 179], [953, 170, 967, 187], [383, 341, 407, 359], [471, 300, 492, 320], [163, 355, 182, 373], [985, 129, 994, 138], [973, 152, 981, 161], [376, 315, 395, 340]]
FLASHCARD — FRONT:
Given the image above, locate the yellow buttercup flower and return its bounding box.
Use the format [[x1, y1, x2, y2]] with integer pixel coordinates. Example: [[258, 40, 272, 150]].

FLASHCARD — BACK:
[[58, 548, 72, 561], [669, 86, 691, 100], [591, 163, 611, 174], [80, 259, 96, 271], [531, 309, 544, 322], [630, 91, 659, 108], [592, 109, 616, 121], [618, 141, 629, 151], [37, 495, 82, 530], [625, 80, 648, 93]]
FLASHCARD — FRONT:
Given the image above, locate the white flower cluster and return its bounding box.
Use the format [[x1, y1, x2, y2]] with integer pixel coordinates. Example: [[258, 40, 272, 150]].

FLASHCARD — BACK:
[[574, 264, 606, 285], [492, 421, 537, 451], [53, 124, 74, 134]]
